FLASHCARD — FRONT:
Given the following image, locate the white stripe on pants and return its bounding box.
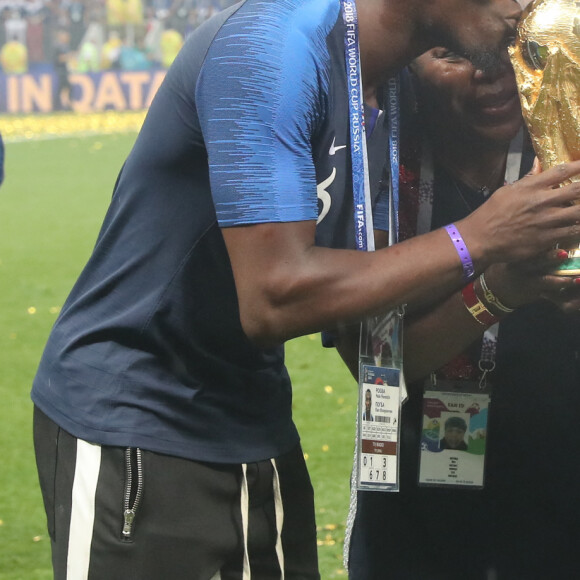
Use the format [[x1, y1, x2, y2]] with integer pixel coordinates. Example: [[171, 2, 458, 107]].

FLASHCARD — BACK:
[[67, 439, 102, 580]]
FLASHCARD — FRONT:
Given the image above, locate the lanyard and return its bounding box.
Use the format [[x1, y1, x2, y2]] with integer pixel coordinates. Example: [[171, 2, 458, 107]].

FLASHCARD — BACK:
[[340, 0, 374, 251], [340, 0, 400, 251], [387, 77, 400, 245]]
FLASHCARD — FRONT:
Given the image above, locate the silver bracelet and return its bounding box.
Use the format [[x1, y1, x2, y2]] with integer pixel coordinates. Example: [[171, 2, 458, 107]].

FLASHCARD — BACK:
[[479, 272, 515, 314]]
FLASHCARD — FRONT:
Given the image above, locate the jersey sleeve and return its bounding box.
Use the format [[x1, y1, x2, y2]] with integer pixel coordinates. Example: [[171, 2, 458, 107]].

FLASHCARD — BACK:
[[195, 0, 339, 227]]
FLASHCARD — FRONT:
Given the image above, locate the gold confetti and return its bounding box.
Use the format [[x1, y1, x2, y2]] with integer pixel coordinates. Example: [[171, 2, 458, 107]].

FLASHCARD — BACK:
[[317, 533, 336, 546], [322, 444, 329, 452], [0, 519, 3, 526], [27, 307, 37, 314], [303, 452, 309, 461], [308, 334, 317, 341], [338, 397, 345, 405], [324, 524, 337, 530], [49, 306, 61, 314], [32, 535, 42, 542], [324, 385, 333, 394], [1, 110, 146, 142]]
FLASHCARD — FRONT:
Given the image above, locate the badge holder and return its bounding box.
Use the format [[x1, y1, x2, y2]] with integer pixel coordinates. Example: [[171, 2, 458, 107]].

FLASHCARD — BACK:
[[355, 308, 404, 491], [418, 343, 494, 490]]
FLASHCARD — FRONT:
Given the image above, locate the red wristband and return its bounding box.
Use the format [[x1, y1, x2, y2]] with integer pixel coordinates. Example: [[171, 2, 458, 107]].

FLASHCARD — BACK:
[[461, 282, 499, 327]]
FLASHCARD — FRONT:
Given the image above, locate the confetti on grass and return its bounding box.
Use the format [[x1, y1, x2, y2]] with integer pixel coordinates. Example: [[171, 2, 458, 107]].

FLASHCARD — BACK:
[[1, 110, 146, 142]]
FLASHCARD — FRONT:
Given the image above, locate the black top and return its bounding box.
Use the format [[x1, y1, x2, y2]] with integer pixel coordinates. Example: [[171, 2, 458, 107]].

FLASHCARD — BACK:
[[350, 141, 580, 579]]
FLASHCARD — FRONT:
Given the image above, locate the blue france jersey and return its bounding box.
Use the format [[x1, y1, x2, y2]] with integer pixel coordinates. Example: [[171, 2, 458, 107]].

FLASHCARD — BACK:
[[31, 0, 389, 463]]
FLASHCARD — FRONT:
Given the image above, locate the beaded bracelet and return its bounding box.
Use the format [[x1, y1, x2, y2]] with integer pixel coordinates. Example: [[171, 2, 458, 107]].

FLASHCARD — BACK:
[[444, 224, 475, 283], [461, 281, 500, 327], [479, 273, 515, 314]]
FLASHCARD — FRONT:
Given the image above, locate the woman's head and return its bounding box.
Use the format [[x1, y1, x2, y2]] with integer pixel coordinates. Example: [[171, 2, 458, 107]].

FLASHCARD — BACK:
[[410, 47, 522, 146]]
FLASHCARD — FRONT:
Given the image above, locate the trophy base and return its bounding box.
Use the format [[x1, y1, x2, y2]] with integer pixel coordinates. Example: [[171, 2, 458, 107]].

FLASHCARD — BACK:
[[554, 246, 580, 276]]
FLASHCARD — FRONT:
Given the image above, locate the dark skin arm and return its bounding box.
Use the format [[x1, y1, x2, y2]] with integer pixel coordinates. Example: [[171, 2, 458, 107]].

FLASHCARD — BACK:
[[403, 159, 580, 383], [223, 162, 580, 348], [336, 256, 580, 384], [403, 257, 580, 383]]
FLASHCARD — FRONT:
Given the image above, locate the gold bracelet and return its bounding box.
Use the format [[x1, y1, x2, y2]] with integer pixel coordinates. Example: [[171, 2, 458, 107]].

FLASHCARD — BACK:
[[479, 273, 515, 314], [462, 282, 500, 327]]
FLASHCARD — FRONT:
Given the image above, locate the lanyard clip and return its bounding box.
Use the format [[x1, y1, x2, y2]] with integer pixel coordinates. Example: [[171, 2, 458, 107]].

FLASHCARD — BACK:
[[478, 359, 496, 390]]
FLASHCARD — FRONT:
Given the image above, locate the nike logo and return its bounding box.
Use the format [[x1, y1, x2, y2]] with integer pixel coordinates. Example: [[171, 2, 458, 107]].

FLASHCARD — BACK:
[[329, 137, 346, 156], [317, 168, 336, 224]]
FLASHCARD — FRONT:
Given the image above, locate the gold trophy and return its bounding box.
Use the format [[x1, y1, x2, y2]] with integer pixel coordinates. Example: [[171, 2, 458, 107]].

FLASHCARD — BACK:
[[509, 0, 580, 275]]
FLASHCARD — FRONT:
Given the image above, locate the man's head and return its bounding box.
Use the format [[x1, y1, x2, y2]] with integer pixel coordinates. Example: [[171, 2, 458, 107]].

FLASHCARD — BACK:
[[415, 0, 521, 73], [443, 416, 467, 449], [410, 44, 522, 145], [365, 389, 372, 413]]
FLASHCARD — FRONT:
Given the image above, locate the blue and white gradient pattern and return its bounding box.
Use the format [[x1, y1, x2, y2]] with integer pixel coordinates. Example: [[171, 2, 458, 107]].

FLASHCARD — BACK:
[[196, 0, 340, 226]]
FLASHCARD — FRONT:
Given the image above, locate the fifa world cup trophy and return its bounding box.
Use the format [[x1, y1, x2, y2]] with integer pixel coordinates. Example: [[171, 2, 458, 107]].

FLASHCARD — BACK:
[[509, 0, 580, 275]]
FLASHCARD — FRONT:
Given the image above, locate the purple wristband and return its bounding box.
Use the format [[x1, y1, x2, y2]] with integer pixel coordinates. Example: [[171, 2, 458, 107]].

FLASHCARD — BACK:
[[444, 224, 475, 283]]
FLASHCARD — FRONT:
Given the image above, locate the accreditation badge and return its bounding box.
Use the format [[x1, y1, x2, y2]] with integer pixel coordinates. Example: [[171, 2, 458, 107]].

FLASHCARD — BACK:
[[418, 379, 490, 489], [356, 309, 404, 491], [357, 365, 401, 490]]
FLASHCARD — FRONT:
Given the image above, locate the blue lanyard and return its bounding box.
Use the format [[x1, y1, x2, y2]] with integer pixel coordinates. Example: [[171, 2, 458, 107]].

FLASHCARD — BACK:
[[387, 77, 400, 245], [340, 0, 374, 252], [340, 0, 400, 250]]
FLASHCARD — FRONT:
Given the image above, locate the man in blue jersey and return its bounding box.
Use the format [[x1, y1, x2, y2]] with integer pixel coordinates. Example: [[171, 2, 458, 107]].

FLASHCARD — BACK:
[[32, 0, 580, 577]]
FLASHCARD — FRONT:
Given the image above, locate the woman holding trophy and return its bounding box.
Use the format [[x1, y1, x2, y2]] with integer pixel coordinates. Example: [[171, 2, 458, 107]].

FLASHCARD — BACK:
[[346, 1, 580, 577]]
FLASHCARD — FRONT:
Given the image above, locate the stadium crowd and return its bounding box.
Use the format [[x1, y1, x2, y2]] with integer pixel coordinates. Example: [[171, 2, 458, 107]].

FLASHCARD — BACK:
[[0, 0, 237, 74]]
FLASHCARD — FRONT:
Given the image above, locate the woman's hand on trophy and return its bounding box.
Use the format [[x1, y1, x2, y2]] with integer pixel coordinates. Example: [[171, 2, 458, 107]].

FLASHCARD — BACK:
[[481, 251, 580, 314], [458, 159, 580, 267]]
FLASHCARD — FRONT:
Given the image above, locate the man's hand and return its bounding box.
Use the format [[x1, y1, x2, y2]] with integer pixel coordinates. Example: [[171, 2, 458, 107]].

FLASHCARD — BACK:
[[460, 160, 580, 266]]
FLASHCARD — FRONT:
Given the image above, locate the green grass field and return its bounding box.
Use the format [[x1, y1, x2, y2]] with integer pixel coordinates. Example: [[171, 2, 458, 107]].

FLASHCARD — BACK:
[[0, 127, 357, 578]]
